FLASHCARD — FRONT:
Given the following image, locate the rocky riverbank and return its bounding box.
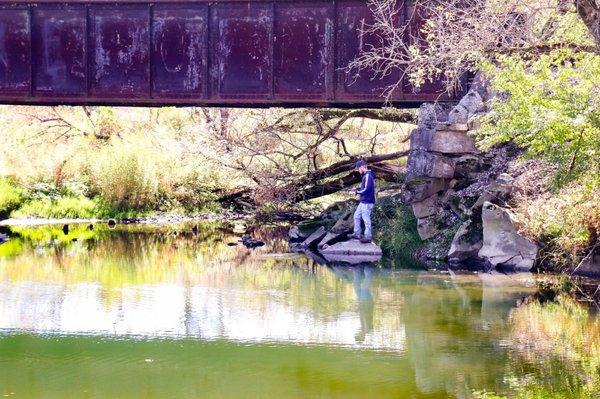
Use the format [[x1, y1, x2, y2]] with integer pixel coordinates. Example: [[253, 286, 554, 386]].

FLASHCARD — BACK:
[[285, 73, 598, 277], [402, 75, 598, 276]]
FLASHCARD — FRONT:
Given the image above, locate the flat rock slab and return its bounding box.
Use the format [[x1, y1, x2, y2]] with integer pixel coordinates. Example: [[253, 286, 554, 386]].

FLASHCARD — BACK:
[[321, 239, 382, 256]]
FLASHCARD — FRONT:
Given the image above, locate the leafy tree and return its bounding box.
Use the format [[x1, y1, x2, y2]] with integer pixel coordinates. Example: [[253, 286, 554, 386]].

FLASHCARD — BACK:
[[477, 51, 600, 187]]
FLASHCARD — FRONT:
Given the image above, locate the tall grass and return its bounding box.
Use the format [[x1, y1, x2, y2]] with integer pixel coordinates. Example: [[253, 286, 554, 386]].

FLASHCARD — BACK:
[[91, 144, 160, 211]]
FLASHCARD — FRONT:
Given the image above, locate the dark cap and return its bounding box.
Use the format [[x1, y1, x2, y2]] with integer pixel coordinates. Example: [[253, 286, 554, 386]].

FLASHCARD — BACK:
[[355, 160, 366, 169]]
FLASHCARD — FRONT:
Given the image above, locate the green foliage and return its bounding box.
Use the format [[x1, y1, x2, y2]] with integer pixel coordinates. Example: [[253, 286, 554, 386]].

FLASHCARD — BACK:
[[478, 51, 600, 188], [514, 182, 599, 269], [423, 222, 460, 261], [0, 178, 24, 219], [12, 196, 101, 219], [373, 196, 424, 265], [167, 171, 221, 214], [0, 239, 23, 257]]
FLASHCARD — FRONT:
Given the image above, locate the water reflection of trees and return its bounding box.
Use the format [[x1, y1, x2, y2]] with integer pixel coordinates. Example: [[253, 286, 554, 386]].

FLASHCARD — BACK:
[[501, 296, 600, 398], [2, 224, 597, 398], [0, 223, 401, 348]]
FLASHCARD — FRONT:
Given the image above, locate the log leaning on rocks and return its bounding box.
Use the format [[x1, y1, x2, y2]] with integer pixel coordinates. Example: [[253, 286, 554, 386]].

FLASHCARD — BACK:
[[301, 227, 326, 249], [317, 210, 354, 249]]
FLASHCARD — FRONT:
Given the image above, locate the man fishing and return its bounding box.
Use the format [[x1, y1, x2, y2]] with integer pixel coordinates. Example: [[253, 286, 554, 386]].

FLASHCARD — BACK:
[[349, 160, 375, 244]]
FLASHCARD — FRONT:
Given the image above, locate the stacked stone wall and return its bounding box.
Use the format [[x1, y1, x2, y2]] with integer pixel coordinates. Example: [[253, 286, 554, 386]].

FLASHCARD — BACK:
[[403, 74, 539, 271]]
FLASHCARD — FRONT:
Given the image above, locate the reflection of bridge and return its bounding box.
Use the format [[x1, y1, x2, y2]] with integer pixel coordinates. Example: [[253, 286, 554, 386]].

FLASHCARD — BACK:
[[0, 1, 467, 107]]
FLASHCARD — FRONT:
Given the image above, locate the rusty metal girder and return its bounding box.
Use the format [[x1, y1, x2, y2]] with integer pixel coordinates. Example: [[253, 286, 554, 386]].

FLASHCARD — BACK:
[[0, 0, 466, 107]]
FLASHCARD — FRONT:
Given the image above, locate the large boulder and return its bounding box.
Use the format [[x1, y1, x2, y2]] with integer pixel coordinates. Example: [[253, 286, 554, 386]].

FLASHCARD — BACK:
[[478, 202, 538, 271], [416, 216, 439, 240], [403, 177, 448, 203], [458, 90, 485, 116], [473, 173, 515, 210], [412, 193, 441, 219], [448, 220, 483, 262], [447, 88, 485, 124], [411, 128, 478, 155], [469, 71, 493, 103], [417, 103, 454, 129], [448, 104, 469, 124], [407, 151, 455, 179]]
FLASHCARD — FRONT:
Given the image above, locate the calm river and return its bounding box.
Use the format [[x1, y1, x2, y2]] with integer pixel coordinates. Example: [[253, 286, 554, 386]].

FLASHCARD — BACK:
[[0, 222, 597, 398]]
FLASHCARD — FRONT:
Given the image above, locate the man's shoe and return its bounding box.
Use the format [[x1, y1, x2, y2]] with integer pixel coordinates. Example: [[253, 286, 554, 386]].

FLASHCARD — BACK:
[[348, 233, 362, 240], [359, 237, 372, 244]]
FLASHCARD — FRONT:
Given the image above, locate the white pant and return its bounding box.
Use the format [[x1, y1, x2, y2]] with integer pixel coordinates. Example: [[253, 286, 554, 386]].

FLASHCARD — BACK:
[[353, 203, 374, 238]]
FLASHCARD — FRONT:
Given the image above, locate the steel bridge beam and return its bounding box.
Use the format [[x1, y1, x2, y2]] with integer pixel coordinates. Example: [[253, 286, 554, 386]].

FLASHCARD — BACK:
[[0, 0, 466, 107]]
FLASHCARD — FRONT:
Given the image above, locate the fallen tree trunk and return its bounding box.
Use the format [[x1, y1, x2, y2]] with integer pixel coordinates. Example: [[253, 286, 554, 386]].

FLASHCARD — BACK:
[[218, 154, 407, 209], [216, 188, 255, 209], [289, 162, 404, 202], [282, 150, 409, 193]]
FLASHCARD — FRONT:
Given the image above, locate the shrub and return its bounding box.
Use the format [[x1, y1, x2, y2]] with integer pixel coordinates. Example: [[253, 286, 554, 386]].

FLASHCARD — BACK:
[[168, 171, 220, 214], [0, 178, 24, 219], [512, 181, 599, 269]]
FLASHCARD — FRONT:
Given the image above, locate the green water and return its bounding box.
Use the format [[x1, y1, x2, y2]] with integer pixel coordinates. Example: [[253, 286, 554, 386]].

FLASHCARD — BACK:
[[0, 222, 597, 398]]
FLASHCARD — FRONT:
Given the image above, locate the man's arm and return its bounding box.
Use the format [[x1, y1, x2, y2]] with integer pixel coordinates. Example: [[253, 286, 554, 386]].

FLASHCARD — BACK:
[[356, 173, 372, 195]]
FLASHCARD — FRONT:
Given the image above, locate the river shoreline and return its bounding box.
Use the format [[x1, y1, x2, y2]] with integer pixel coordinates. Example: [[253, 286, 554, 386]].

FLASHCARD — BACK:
[[0, 212, 247, 227]]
